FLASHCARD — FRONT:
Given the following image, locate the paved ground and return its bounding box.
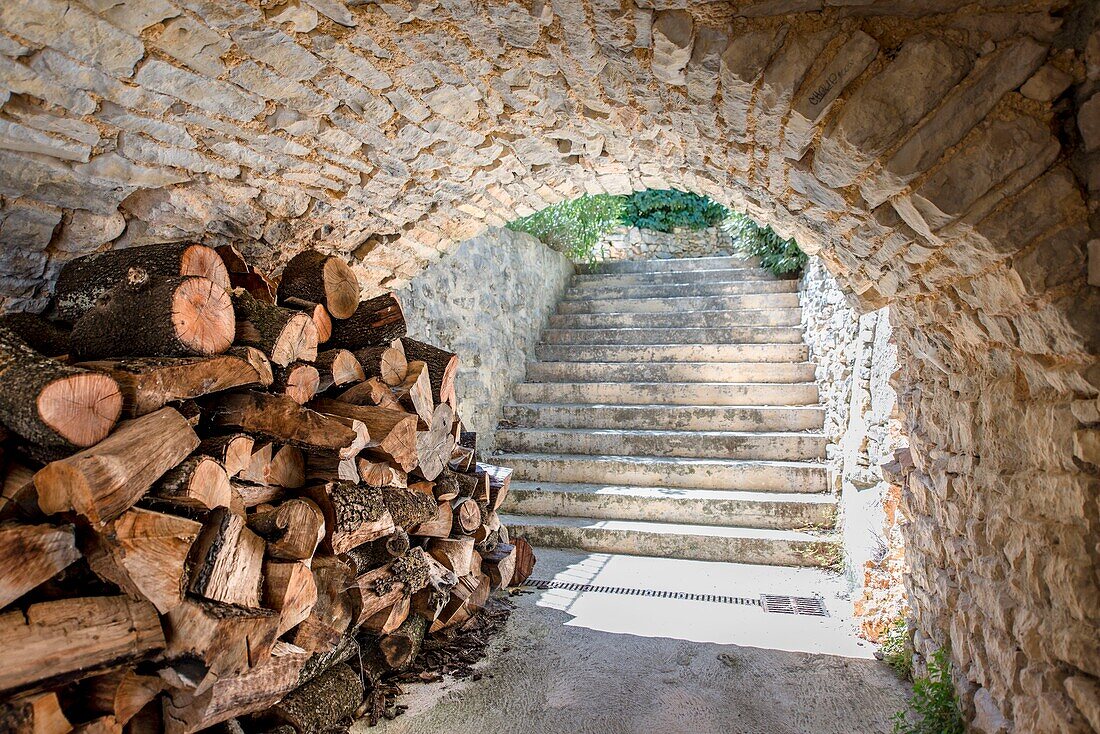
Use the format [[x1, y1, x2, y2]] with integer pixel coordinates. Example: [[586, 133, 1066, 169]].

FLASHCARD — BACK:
[[361, 549, 911, 734]]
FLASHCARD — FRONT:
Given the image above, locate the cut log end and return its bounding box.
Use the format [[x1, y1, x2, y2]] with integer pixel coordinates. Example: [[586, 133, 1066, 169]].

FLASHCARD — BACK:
[[37, 372, 123, 447], [321, 258, 359, 320], [180, 244, 231, 291], [172, 278, 235, 356], [271, 313, 318, 367]]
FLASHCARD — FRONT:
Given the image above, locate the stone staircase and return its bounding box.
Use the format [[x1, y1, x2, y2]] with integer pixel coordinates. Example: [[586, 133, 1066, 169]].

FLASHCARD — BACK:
[[493, 254, 839, 568]]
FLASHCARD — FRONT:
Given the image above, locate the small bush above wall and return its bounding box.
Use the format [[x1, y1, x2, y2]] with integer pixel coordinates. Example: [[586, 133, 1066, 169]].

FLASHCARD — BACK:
[[723, 212, 808, 277], [619, 189, 729, 233], [507, 194, 625, 262]]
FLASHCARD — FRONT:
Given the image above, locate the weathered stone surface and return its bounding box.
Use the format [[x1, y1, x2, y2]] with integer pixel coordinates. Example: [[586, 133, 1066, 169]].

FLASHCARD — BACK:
[[753, 30, 833, 146], [54, 210, 126, 253], [685, 26, 727, 101], [719, 26, 786, 142], [231, 27, 324, 81], [303, 0, 357, 27], [152, 16, 232, 77], [228, 62, 336, 115], [651, 10, 694, 86], [0, 119, 91, 162], [82, 0, 179, 34], [1079, 93, 1100, 152], [265, 1, 319, 32], [135, 59, 263, 120], [1020, 64, 1073, 102], [312, 36, 392, 90]]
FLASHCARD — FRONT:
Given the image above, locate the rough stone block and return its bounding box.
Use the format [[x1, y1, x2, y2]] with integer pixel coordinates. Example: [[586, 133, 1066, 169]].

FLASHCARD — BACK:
[[228, 62, 336, 116], [313, 36, 393, 90], [82, 0, 179, 34], [753, 30, 833, 146], [136, 59, 263, 121], [652, 10, 694, 86], [230, 27, 324, 81], [0, 119, 91, 162], [153, 16, 231, 77], [1020, 64, 1073, 102], [719, 26, 787, 141], [1079, 93, 1100, 152]]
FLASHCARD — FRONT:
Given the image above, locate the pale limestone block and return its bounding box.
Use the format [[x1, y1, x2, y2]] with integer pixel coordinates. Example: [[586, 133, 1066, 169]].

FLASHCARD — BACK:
[[313, 36, 393, 90], [54, 210, 126, 253], [303, 0, 356, 27], [150, 18, 232, 78], [1066, 677, 1100, 732], [228, 61, 336, 115], [719, 26, 787, 142], [0, 0, 144, 77], [753, 30, 833, 147], [81, 0, 179, 34], [1089, 239, 1100, 287], [651, 10, 693, 86], [265, 1, 319, 32], [98, 102, 195, 148], [1079, 93, 1100, 152], [1020, 64, 1073, 102], [230, 27, 324, 81], [685, 26, 727, 102], [0, 119, 91, 162], [136, 59, 264, 121]]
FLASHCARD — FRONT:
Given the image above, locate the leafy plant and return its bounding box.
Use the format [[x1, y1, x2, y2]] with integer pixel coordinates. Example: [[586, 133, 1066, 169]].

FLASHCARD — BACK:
[[881, 616, 913, 679], [507, 194, 624, 262], [892, 649, 965, 734], [723, 212, 808, 276], [620, 189, 728, 233]]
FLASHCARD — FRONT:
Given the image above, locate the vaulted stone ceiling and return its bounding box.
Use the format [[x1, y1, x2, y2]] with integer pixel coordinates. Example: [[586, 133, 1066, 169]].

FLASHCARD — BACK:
[[0, 1, 1098, 731]]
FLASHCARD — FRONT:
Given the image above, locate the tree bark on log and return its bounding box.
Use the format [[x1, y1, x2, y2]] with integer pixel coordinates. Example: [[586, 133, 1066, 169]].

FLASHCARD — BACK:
[[70, 276, 235, 360], [377, 614, 428, 670], [0, 326, 123, 452], [450, 497, 482, 535], [34, 407, 199, 526], [0, 313, 71, 357], [308, 399, 417, 472], [276, 251, 360, 321], [400, 339, 457, 405], [304, 482, 394, 555], [341, 528, 410, 574], [281, 299, 332, 346], [187, 507, 265, 608], [149, 456, 233, 512], [53, 243, 229, 323], [409, 501, 452, 538], [205, 392, 367, 460], [268, 664, 363, 734], [326, 295, 406, 350], [381, 487, 437, 528], [354, 343, 406, 386], [246, 498, 324, 560], [313, 349, 364, 392], [0, 523, 80, 608], [231, 290, 318, 367]]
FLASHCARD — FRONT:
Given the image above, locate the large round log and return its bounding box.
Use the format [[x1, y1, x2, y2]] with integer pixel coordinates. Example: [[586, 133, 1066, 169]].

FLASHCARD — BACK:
[[0, 325, 122, 451], [231, 290, 318, 367], [53, 242, 229, 323], [70, 275, 235, 360], [277, 250, 360, 320], [326, 294, 406, 350], [400, 339, 458, 404], [0, 313, 71, 357]]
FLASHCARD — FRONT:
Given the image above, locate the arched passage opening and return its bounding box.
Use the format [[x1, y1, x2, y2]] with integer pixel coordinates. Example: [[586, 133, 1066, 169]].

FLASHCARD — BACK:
[[0, 0, 1096, 730]]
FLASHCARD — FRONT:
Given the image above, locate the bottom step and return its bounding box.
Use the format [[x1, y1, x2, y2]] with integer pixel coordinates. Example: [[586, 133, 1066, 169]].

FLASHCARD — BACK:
[[502, 514, 839, 567]]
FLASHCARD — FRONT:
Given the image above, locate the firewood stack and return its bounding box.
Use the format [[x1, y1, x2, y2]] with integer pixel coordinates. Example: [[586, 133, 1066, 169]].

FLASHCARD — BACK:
[[0, 243, 534, 734]]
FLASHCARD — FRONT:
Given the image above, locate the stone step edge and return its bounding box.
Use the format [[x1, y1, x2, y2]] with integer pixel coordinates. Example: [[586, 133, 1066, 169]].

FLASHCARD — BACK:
[[499, 513, 838, 543], [504, 401, 827, 411], [493, 451, 828, 471], [508, 481, 836, 504], [497, 427, 827, 439]]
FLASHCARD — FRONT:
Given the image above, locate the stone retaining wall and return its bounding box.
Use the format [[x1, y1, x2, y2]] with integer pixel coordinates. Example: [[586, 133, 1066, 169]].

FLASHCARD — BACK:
[[598, 226, 735, 261], [398, 226, 572, 449]]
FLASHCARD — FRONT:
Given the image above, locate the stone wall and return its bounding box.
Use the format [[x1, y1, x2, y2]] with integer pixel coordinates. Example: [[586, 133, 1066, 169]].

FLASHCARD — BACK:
[[799, 258, 908, 641], [598, 226, 735, 261], [398, 226, 571, 449]]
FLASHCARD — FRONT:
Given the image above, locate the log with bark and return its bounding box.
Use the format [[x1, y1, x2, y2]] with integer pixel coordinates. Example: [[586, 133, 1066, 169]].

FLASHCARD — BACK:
[[308, 399, 417, 472], [341, 528, 410, 574], [281, 298, 332, 345], [231, 290, 317, 368], [288, 557, 356, 653], [53, 243, 230, 323], [356, 459, 407, 489], [348, 548, 431, 626], [198, 434, 254, 479], [480, 463, 513, 512], [205, 392, 367, 460], [354, 342, 406, 386], [246, 498, 324, 561], [267, 663, 363, 734], [391, 360, 432, 425], [276, 250, 360, 321], [304, 482, 394, 555], [409, 501, 452, 538], [450, 497, 482, 536], [149, 455, 233, 512], [326, 295, 406, 350], [313, 349, 364, 392], [271, 362, 320, 405], [400, 338, 457, 405], [79, 669, 166, 727], [187, 507, 265, 608], [162, 597, 278, 683], [215, 244, 276, 305], [481, 542, 517, 589], [0, 313, 71, 357], [69, 275, 235, 360], [336, 377, 402, 412], [0, 326, 123, 453], [0, 523, 80, 608], [512, 538, 536, 586], [0, 690, 72, 734]]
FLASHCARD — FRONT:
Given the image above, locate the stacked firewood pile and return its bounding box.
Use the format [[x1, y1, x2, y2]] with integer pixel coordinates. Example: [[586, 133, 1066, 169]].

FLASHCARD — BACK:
[[0, 243, 537, 734]]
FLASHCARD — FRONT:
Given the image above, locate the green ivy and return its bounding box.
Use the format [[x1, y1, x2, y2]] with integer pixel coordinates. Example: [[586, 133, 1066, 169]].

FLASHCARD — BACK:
[[506, 194, 625, 262], [892, 649, 965, 734], [722, 212, 808, 276], [619, 189, 728, 233]]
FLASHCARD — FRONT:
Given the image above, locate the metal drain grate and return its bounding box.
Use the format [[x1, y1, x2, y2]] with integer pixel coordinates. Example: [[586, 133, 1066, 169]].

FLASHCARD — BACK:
[[760, 594, 830, 617], [524, 579, 829, 616]]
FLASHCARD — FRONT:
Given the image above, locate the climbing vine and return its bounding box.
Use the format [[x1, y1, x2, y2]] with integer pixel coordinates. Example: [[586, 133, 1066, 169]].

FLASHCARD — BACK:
[[722, 212, 808, 276]]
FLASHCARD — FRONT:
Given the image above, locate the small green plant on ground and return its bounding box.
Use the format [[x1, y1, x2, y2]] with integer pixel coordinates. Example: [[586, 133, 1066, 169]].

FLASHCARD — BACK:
[[723, 212, 808, 277], [507, 194, 625, 262], [892, 649, 965, 734], [619, 189, 729, 233], [881, 616, 913, 679]]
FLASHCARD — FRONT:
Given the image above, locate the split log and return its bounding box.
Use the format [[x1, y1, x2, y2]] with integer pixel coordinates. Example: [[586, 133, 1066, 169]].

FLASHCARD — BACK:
[[0, 523, 80, 608], [415, 403, 455, 481], [0, 595, 163, 695], [381, 487, 438, 528], [262, 560, 318, 637], [427, 537, 475, 578], [313, 349, 364, 392], [480, 463, 513, 512], [264, 445, 306, 489], [150, 456, 232, 512], [391, 360, 432, 425], [451, 497, 482, 535], [342, 528, 410, 574], [400, 338, 457, 405], [363, 595, 410, 635], [481, 542, 517, 589], [281, 298, 332, 345], [0, 313, 71, 357], [70, 716, 119, 734], [377, 614, 428, 670], [240, 442, 273, 485], [289, 557, 356, 653], [336, 377, 402, 411], [206, 392, 367, 459], [198, 435, 254, 479], [268, 663, 363, 734], [309, 398, 417, 472], [271, 362, 319, 405], [326, 294, 406, 350], [304, 452, 359, 484], [410, 555, 457, 620], [188, 507, 265, 608], [246, 498, 324, 560], [35, 407, 199, 526], [0, 326, 122, 452], [432, 470, 460, 502], [304, 482, 394, 555], [162, 642, 309, 734], [81, 669, 165, 726], [430, 572, 489, 633], [453, 469, 488, 502], [163, 597, 278, 681], [1, 460, 39, 522], [84, 508, 201, 614], [215, 244, 276, 305], [276, 250, 360, 321], [53, 243, 229, 323], [448, 445, 475, 473], [77, 352, 270, 418], [69, 275, 234, 360], [0, 691, 72, 734], [409, 501, 451, 538], [512, 538, 536, 586], [231, 290, 317, 367], [356, 459, 406, 489], [354, 342, 406, 386], [348, 548, 430, 625]]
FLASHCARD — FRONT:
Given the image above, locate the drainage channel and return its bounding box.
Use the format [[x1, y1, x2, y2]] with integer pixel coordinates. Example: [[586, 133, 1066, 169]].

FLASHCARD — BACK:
[[522, 579, 829, 617]]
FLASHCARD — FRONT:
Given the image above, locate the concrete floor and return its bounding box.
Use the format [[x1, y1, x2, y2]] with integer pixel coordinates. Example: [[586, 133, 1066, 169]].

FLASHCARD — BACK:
[[361, 549, 911, 734]]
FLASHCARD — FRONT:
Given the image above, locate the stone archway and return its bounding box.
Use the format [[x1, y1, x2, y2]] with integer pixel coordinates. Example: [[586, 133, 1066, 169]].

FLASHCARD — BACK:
[[0, 0, 1097, 729]]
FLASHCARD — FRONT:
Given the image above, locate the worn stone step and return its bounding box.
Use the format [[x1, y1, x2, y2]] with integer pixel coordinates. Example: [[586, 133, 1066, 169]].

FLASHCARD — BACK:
[[549, 308, 803, 329], [524, 360, 817, 384], [557, 292, 802, 314], [493, 453, 828, 492], [572, 268, 779, 287], [512, 381, 819, 406], [502, 403, 826, 432], [541, 326, 804, 345], [496, 427, 827, 461], [534, 343, 809, 363], [502, 482, 836, 530], [564, 279, 799, 300], [500, 514, 838, 566], [592, 255, 760, 274]]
